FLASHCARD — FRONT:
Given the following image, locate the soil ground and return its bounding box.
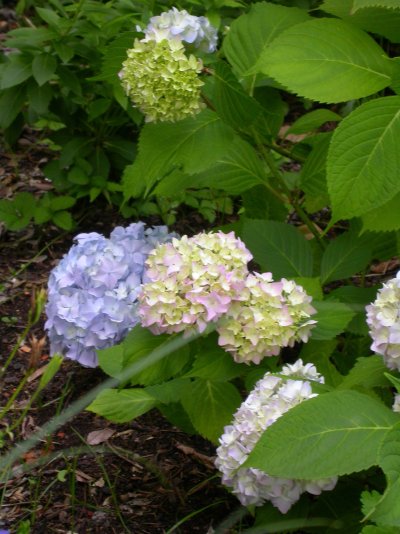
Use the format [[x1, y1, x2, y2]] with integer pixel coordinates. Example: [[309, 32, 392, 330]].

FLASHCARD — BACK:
[[0, 144, 242, 534]]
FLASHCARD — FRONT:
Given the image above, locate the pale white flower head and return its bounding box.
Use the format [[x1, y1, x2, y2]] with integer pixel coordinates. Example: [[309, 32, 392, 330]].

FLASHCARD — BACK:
[[141, 7, 218, 53], [215, 360, 337, 513], [366, 272, 400, 370]]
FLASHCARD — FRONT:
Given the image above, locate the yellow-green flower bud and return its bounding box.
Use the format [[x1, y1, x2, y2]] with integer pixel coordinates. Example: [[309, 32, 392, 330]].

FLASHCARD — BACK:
[[120, 38, 205, 123]]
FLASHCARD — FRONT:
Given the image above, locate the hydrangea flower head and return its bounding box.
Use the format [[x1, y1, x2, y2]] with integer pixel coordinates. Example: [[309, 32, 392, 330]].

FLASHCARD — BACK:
[[366, 272, 400, 370], [142, 7, 218, 53], [215, 360, 337, 512], [217, 273, 317, 364], [119, 38, 204, 123], [45, 223, 175, 367], [138, 231, 252, 335]]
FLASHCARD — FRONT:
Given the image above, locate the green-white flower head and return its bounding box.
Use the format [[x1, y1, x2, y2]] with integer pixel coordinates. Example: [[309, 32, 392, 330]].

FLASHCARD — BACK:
[[366, 271, 400, 371], [217, 273, 317, 364], [119, 38, 204, 123]]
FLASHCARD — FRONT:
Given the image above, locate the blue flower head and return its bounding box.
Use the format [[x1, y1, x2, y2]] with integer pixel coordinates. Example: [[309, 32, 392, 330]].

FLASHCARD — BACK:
[[45, 223, 175, 367]]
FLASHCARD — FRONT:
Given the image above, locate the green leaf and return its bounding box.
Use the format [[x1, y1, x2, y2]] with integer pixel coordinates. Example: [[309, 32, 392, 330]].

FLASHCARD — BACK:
[[191, 137, 265, 194], [286, 109, 342, 135], [145, 378, 191, 404], [328, 285, 378, 336], [300, 133, 331, 213], [354, 0, 400, 10], [362, 192, 400, 233], [152, 169, 190, 198], [223, 2, 310, 79], [322, 0, 400, 43], [312, 301, 356, 340], [181, 379, 241, 443], [255, 19, 392, 103], [67, 166, 89, 185], [35, 7, 62, 28], [32, 53, 57, 86], [338, 356, 389, 390], [95, 32, 136, 82], [361, 526, 399, 534], [50, 196, 76, 211], [212, 61, 263, 128], [87, 388, 156, 423], [244, 390, 398, 479], [52, 210, 73, 230], [242, 219, 314, 278], [0, 192, 36, 231], [184, 348, 243, 382], [6, 28, 57, 49], [320, 229, 373, 284], [0, 85, 26, 129], [27, 81, 52, 115], [368, 424, 400, 526], [97, 325, 190, 387], [123, 110, 234, 199], [1, 55, 32, 89], [327, 96, 400, 221]]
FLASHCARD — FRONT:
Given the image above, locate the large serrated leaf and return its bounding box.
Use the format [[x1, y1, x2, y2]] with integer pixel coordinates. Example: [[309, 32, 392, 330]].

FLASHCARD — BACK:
[[366, 424, 400, 526], [212, 61, 263, 128], [322, 0, 400, 43], [320, 229, 373, 284], [223, 2, 310, 80], [87, 388, 156, 423], [242, 219, 314, 278], [255, 18, 392, 103], [122, 110, 234, 199], [338, 356, 389, 390], [244, 390, 398, 479], [181, 379, 241, 443], [327, 96, 400, 221], [354, 0, 400, 10], [311, 301, 356, 340], [362, 193, 400, 233], [191, 137, 265, 194]]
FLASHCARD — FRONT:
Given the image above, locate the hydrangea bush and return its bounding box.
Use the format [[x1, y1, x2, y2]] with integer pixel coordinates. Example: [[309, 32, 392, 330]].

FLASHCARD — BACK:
[[45, 223, 175, 367], [366, 271, 400, 371], [215, 360, 337, 512], [217, 273, 317, 364], [138, 231, 252, 335]]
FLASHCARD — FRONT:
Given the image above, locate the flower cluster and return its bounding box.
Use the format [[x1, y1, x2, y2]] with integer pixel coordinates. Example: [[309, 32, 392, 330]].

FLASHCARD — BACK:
[[138, 231, 253, 335], [217, 273, 317, 364], [119, 38, 204, 123], [215, 360, 337, 513], [366, 271, 400, 371], [142, 7, 218, 53], [45, 223, 175, 368]]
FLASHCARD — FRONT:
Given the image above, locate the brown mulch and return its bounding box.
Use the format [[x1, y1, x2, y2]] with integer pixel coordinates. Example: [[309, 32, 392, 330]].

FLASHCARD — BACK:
[[0, 145, 241, 534]]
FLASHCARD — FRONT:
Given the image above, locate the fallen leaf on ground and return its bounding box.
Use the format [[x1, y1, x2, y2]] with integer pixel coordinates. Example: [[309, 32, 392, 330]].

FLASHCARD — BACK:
[[86, 428, 115, 445]]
